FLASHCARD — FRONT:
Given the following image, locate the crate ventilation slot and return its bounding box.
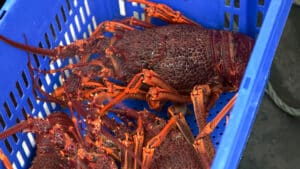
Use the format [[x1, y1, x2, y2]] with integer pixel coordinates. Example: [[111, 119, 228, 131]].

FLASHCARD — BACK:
[[0, 0, 6, 20], [259, 0, 264, 5], [0, 10, 6, 20], [0, 114, 5, 128], [234, 0, 240, 8], [9, 92, 18, 108], [61, 6, 67, 23], [224, 0, 241, 31], [55, 15, 62, 31], [3, 102, 12, 118], [66, 0, 71, 12], [257, 11, 263, 27]]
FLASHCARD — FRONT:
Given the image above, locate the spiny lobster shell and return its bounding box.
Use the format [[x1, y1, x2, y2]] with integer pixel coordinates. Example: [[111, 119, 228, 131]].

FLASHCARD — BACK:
[[110, 24, 254, 93]]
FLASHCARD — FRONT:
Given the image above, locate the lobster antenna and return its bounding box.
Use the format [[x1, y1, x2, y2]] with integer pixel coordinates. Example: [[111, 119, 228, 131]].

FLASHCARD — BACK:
[[0, 35, 56, 56], [0, 35, 35, 140], [0, 122, 29, 140]]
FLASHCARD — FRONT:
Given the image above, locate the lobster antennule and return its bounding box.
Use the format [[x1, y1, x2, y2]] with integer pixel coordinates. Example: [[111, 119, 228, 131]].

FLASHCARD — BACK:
[[0, 35, 56, 56]]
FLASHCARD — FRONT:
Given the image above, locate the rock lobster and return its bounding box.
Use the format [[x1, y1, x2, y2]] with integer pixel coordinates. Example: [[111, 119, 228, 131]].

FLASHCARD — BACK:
[[0, 111, 129, 169], [0, 0, 255, 168]]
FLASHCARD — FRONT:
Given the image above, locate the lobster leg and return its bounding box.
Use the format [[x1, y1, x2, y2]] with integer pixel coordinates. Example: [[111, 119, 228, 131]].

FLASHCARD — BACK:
[[120, 17, 155, 28], [129, 0, 198, 25], [167, 105, 220, 169], [67, 101, 85, 144], [98, 124, 144, 168], [143, 116, 177, 169], [191, 84, 221, 169], [133, 115, 144, 169], [121, 133, 134, 169], [105, 46, 123, 76], [92, 21, 135, 37], [89, 82, 146, 108], [99, 69, 194, 114], [94, 17, 153, 37], [99, 69, 181, 115], [83, 80, 123, 102], [167, 106, 195, 145], [198, 93, 237, 138], [191, 85, 212, 126], [0, 150, 12, 169], [100, 146, 121, 162], [147, 87, 190, 109]]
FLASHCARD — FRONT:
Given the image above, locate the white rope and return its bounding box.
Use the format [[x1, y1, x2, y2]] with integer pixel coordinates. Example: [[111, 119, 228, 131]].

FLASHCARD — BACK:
[[294, 0, 300, 6], [265, 81, 300, 116], [227, 8, 300, 116], [267, 0, 300, 115]]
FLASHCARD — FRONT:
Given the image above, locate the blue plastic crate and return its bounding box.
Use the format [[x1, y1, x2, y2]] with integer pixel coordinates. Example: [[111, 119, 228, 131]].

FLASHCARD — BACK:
[[0, 0, 292, 168]]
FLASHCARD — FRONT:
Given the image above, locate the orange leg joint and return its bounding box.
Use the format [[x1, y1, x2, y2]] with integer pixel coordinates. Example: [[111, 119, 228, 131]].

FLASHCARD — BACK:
[[198, 93, 237, 138], [129, 0, 198, 25], [92, 21, 135, 37]]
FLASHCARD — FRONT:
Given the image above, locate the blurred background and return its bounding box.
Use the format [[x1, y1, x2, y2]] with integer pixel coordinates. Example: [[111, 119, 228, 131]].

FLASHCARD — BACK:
[[239, 3, 300, 169]]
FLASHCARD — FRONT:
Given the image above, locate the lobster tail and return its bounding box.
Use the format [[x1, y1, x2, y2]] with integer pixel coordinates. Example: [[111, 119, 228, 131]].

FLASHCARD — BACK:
[[0, 35, 56, 56]]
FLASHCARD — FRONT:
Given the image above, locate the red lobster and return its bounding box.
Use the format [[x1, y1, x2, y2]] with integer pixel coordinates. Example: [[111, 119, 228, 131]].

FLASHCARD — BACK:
[[0, 111, 140, 169], [0, 0, 255, 168]]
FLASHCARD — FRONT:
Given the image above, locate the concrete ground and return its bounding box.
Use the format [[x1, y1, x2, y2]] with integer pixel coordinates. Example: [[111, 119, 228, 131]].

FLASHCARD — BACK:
[[239, 4, 300, 169]]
